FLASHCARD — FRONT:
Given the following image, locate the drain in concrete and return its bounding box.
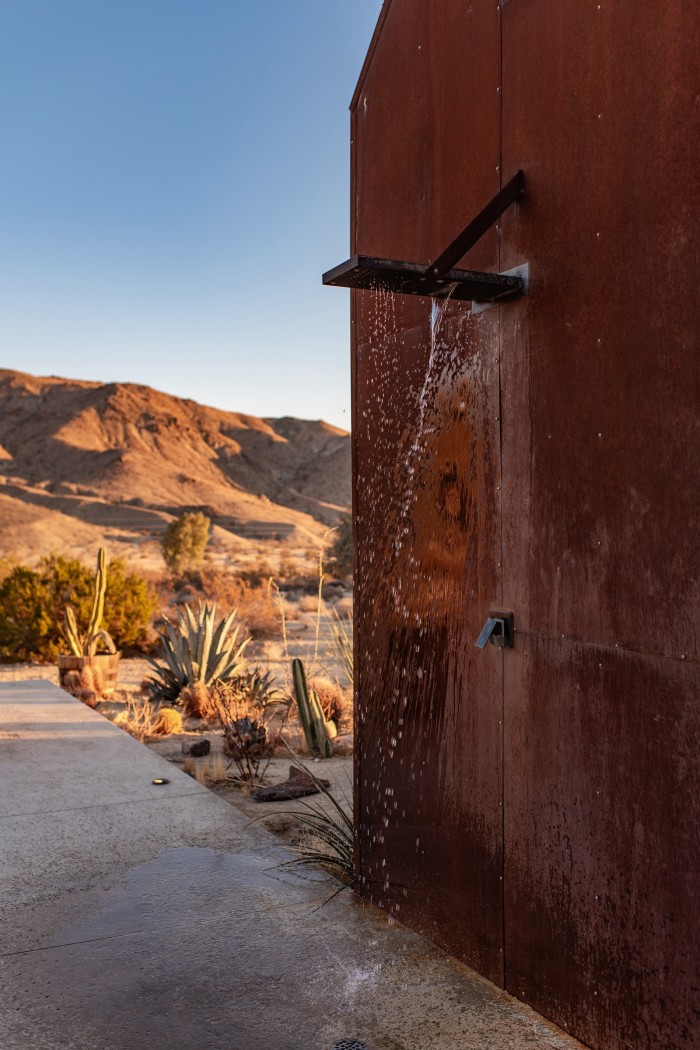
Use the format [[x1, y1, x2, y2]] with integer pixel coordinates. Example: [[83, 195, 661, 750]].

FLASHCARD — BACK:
[[331, 1042, 369, 1050]]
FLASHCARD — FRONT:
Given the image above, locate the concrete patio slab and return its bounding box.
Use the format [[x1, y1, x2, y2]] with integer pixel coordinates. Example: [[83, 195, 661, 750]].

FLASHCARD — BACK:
[[0, 682, 584, 1050]]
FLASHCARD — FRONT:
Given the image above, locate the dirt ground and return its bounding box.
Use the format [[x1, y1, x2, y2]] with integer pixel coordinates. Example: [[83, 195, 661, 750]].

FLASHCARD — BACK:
[[148, 729, 353, 834]]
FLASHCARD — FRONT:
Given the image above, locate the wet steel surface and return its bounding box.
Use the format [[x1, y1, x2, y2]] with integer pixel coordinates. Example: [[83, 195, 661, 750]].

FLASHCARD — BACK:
[[350, 1, 699, 1048], [352, 0, 505, 985]]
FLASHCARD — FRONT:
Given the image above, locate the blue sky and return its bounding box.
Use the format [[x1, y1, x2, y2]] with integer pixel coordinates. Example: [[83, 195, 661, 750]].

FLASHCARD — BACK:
[[0, 0, 382, 428]]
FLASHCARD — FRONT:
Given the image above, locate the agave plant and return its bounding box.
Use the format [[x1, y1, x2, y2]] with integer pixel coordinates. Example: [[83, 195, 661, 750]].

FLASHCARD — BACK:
[[229, 668, 280, 713], [143, 602, 250, 703]]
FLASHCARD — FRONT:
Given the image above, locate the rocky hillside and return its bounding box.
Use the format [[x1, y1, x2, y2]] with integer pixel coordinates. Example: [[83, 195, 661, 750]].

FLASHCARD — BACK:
[[0, 369, 350, 568]]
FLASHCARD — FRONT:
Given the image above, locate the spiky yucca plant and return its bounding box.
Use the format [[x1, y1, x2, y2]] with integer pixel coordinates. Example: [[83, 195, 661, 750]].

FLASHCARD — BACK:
[[143, 602, 250, 703], [257, 751, 354, 885]]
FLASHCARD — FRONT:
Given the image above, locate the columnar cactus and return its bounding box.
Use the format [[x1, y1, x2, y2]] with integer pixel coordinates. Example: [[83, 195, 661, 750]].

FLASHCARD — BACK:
[[63, 547, 117, 657], [292, 658, 333, 758]]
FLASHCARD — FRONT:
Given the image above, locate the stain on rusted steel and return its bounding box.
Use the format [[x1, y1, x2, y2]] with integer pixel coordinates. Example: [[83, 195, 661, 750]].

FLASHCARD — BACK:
[[352, 0, 505, 982]]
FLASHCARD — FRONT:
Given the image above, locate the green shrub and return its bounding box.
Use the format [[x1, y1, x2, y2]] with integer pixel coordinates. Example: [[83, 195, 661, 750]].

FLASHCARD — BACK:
[[0, 555, 18, 583], [0, 554, 159, 663], [161, 512, 210, 576]]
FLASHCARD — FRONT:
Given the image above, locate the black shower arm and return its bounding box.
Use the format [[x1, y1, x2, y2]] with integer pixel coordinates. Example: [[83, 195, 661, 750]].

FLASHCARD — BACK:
[[428, 170, 525, 278]]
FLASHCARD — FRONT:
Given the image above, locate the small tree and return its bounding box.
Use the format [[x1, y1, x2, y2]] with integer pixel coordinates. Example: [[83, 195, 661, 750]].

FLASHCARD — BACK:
[[326, 514, 353, 580], [161, 512, 210, 577]]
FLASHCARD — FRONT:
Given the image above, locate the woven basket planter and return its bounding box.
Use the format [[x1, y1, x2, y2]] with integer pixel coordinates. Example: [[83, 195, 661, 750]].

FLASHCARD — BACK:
[[57, 653, 121, 698]]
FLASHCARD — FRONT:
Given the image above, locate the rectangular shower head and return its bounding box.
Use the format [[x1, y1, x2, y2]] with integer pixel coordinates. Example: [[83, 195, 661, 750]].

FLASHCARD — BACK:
[[322, 255, 524, 303]]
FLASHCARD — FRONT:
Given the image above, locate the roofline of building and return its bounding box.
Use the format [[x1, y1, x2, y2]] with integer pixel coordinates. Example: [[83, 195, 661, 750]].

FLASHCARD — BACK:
[[350, 0, 395, 111]]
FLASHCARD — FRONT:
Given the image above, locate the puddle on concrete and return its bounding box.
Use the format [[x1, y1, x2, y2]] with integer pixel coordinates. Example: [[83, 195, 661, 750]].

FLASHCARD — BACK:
[[3, 848, 335, 1050], [2, 846, 581, 1050], [54, 845, 330, 945]]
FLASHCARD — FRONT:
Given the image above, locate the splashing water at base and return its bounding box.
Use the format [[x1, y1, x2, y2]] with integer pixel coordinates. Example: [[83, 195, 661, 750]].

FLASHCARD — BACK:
[[334, 960, 383, 1006]]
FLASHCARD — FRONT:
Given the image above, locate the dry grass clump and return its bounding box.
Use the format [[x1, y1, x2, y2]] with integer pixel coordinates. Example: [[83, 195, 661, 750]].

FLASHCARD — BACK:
[[297, 593, 321, 614], [184, 750, 230, 785], [258, 755, 354, 885], [114, 696, 159, 741], [180, 683, 213, 720], [184, 755, 208, 784], [205, 750, 229, 783], [309, 676, 353, 734], [332, 595, 353, 618]]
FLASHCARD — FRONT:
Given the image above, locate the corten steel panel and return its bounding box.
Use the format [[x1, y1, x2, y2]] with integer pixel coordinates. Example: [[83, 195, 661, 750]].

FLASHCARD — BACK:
[[499, 0, 700, 659], [353, 0, 502, 274], [499, 2, 700, 1046], [351, 0, 506, 979], [503, 641, 700, 1050]]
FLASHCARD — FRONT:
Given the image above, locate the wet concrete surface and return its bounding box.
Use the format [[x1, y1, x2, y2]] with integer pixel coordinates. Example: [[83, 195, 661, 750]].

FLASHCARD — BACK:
[[0, 682, 584, 1050]]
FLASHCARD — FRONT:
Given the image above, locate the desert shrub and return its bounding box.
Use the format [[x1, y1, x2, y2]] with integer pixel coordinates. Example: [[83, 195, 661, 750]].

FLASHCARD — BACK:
[[310, 675, 353, 734], [0, 555, 18, 583], [277, 548, 298, 580], [161, 511, 210, 576], [197, 569, 280, 637], [101, 561, 159, 651], [297, 593, 321, 614], [236, 559, 275, 588], [0, 554, 158, 663], [114, 696, 159, 741], [209, 673, 281, 781], [326, 515, 352, 580], [333, 595, 353, 617], [0, 566, 52, 661]]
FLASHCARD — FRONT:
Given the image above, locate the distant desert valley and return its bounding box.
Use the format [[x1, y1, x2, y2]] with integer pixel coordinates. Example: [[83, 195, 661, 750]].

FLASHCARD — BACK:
[[0, 368, 351, 575]]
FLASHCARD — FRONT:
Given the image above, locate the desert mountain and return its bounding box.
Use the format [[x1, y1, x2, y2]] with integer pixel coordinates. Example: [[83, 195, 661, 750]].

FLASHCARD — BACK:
[[0, 369, 350, 568]]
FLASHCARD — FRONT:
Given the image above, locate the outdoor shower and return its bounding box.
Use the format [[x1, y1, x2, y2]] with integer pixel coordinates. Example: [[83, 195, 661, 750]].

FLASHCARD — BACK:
[[323, 170, 526, 303]]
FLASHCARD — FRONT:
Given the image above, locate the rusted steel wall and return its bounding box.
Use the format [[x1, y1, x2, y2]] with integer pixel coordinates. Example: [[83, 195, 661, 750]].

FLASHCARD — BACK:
[[351, 0, 506, 982], [499, 2, 700, 1047], [350, 0, 700, 1047]]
